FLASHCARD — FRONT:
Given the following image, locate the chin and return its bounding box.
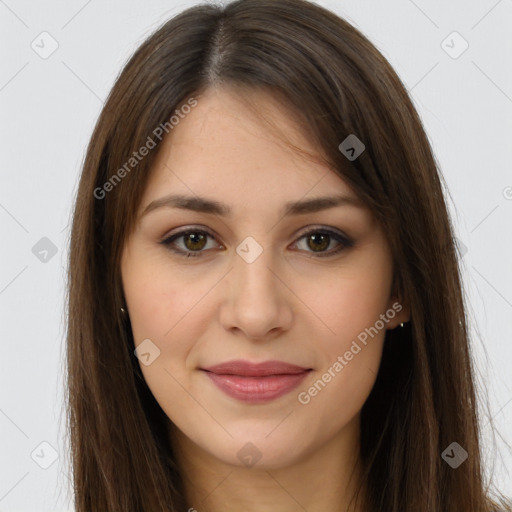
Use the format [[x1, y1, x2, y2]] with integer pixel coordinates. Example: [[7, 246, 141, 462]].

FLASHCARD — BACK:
[[199, 429, 310, 470]]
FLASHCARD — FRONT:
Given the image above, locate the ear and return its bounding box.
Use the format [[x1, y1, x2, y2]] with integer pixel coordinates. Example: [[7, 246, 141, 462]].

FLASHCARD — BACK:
[[385, 294, 410, 330]]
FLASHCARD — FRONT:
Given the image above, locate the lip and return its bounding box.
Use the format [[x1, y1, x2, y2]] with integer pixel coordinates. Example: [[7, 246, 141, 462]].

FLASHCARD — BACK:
[[201, 360, 312, 404], [202, 360, 310, 376]]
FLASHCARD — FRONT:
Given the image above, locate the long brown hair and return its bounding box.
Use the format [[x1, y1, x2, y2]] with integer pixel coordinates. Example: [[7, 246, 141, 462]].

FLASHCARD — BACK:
[[65, 0, 511, 510]]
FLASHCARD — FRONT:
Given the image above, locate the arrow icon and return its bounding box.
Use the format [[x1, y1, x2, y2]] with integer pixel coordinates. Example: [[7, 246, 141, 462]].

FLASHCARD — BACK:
[[441, 441, 468, 468], [237, 441, 262, 467], [236, 237, 263, 263], [440, 31, 468, 60], [31, 31, 59, 60], [338, 134, 365, 161], [32, 237, 58, 263], [134, 339, 161, 366], [31, 441, 59, 469]]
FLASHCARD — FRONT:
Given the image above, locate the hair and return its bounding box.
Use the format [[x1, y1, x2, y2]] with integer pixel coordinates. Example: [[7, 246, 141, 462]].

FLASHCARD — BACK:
[[65, 0, 511, 510]]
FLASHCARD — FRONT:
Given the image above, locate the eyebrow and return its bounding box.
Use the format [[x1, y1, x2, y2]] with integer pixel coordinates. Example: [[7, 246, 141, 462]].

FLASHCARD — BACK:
[[141, 193, 364, 218]]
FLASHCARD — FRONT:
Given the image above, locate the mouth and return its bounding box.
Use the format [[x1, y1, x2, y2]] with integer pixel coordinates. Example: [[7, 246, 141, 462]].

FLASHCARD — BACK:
[[200, 360, 312, 404]]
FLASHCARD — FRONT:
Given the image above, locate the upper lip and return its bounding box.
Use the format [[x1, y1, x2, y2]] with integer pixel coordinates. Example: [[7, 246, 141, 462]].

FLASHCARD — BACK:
[[201, 360, 311, 377]]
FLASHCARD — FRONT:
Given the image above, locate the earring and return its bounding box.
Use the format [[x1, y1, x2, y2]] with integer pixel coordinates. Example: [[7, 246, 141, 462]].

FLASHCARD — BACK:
[[120, 307, 127, 315]]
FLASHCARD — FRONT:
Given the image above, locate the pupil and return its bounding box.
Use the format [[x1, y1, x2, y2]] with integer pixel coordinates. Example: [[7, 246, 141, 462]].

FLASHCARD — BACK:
[[186, 233, 206, 250], [309, 234, 329, 252]]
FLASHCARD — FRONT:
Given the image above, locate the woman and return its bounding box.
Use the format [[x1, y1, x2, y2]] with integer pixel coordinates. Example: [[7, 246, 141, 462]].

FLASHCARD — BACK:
[[65, 0, 511, 510]]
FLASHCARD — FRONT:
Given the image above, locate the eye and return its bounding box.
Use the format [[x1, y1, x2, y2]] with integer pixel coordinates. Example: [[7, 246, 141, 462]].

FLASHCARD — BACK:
[[160, 227, 221, 258], [291, 227, 354, 257], [160, 226, 354, 258]]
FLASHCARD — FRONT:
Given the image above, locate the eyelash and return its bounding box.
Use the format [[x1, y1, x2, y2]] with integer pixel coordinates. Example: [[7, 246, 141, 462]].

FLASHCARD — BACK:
[[159, 226, 354, 259]]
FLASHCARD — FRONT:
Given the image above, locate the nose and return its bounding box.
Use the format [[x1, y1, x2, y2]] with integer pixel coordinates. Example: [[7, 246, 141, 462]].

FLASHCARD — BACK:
[[219, 244, 294, 340]]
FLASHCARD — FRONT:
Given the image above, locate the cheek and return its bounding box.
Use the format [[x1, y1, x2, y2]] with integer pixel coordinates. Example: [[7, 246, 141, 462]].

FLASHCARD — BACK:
[[294, 257, 392, 414], [123, 257, 211, 346], [122, 263, 207, 423], [294, 288, 389, 441], [308, 283, 387, 403], [122, 256, 221, 402], [304, 260, 393, 349]]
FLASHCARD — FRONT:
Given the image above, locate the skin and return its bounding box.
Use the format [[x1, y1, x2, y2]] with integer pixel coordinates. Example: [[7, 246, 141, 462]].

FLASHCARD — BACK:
[[121, 86, 409, 512]]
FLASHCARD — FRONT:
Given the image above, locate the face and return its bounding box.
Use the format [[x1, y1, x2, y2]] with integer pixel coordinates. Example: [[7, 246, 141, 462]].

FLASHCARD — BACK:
[[121, 86, 407, 470]]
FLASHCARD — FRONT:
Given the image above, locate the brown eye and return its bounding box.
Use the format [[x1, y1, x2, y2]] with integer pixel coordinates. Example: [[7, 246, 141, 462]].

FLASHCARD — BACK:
[[293, 228, 354, 257], [161, 226, 353, 259], [182, 232, 208, 251], [161, 229, 219, 257], [306, 233, 330, 252]]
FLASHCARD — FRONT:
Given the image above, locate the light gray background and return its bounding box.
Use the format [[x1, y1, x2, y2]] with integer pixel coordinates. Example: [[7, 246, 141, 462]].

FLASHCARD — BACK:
[[1, 0, 511, 510]]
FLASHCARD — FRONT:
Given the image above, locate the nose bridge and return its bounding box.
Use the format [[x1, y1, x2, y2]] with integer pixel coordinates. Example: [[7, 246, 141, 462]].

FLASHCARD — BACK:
[[220, 234, 293, 338], [234, 234, 280, 302]]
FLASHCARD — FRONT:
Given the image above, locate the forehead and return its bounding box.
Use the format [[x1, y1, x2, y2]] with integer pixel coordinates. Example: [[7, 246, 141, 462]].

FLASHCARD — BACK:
[[141, 86, 358, 210]]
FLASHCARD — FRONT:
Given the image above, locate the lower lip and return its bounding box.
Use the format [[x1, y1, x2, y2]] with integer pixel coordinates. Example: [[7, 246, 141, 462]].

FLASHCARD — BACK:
[[203, 370, 311, 403]]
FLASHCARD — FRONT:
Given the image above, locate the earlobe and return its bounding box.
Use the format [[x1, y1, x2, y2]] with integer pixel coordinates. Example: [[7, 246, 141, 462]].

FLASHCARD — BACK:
[[386, 295, 410, 330]]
